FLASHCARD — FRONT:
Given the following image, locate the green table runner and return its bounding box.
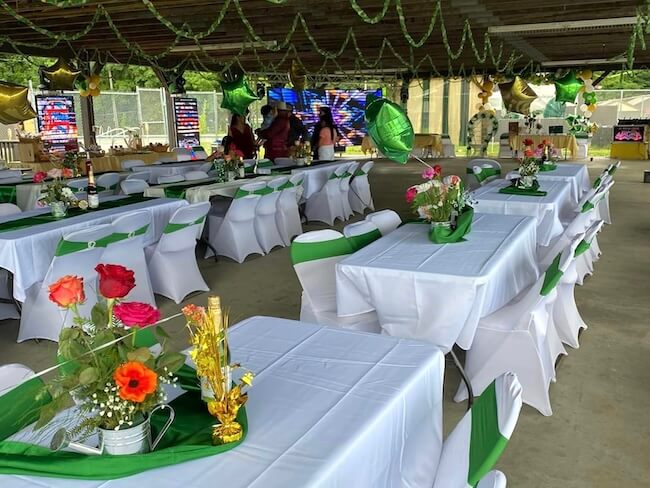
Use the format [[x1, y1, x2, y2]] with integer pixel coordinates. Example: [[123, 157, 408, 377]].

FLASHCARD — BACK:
[[0, 186, 17, 204], [0, 196, 156, 234], [498, 183, 547, 197], [538, 163, 557, 172], [0, 366, 247, 480]]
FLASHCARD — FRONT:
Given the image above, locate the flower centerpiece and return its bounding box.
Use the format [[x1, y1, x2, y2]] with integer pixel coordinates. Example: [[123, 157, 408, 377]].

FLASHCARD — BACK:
[[36, 167, 87, 217], [223, 149, 244, 180], [406, 165, 474, 243], [291, 141, 312, 166], [39, 264, 184, 455]]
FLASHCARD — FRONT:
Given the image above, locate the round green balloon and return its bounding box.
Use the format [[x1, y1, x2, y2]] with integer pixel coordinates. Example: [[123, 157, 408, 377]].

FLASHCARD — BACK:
[[583, 91, 597, 105], [554, 71, 583, 103], [220, 76, 260, 116], [365, 97, 414, 164]]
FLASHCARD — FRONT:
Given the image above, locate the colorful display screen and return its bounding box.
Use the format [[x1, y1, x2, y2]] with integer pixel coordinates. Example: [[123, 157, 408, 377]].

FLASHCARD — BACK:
[[613, 125, 644, 142], [173, 97, 200, 147], [35, 95, 78, 151], [267, 88, 382, 146]]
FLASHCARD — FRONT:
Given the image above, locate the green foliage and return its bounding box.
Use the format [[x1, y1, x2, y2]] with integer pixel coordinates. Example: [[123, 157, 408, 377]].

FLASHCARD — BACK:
[[597, 70, 650, 90]]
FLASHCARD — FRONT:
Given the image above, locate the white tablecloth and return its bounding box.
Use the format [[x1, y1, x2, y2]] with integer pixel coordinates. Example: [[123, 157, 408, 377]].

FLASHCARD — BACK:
[[183, 176, 273, 203], [471, 179, 574, 246], [336, 215, 539, 351], [4, 316, 444, 488], [291, 161, 348, 198], [143, 177, 216, 199], [143, 162, 207, 183], [535, 163, 591, 207], [0, 197, 187, 301]]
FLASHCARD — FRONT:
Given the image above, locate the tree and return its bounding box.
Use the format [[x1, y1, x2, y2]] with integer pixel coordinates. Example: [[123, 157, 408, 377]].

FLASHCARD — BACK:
[[597, 70, 650, 90]]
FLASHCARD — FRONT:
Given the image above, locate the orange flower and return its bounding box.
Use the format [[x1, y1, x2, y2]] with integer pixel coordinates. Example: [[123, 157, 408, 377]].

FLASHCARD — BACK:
[[113, 362, 158, 403], [48, 275, 85, 308], [182, 304, 205, 323]]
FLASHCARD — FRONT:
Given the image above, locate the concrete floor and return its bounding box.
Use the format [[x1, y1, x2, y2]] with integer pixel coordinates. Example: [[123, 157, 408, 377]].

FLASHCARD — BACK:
[[1, 156, 648, 486]]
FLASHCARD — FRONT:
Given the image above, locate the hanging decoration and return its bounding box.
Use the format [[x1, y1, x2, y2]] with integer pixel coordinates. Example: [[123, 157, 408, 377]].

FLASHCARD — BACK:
[[499, 76, 537, 115], [0, 81, 37, 125], [39, 58, 81, 91], [466, 111, 499, 155], [577, 69, 597, 118], [471, 75, 495, 113], [220, 75, 260, 116], [76, 74, 101, 97], [554, 70, 583, 103], [41, 0, 88, 6], [364, 96, 414, 164], [543, 99, 566, 118], [288, 59, 307, 90]]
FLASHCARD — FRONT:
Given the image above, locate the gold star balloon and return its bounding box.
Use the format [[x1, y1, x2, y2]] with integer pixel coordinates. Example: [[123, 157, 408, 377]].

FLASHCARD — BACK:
[[499, 76, 537, 115], [0, 82, 36, 125], [41, 58, 81, 91], [288, 59, 307, 91], [220, 75, 260, 116]]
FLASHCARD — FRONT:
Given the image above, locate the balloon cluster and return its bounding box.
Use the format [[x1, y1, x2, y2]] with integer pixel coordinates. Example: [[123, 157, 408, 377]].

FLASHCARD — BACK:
[[472, 76, 495, 113], [577, 70, 597, 118]]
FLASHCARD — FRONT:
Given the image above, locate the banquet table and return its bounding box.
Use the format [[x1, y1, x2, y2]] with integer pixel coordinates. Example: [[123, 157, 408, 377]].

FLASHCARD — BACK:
[[535, 163, 591, 207], [509, 134, 578, 159], [3, 316, 444, 488], [0, 196, 186, 302], [183, 176, 273, 203], [139, 161, 207, 184], [291, 161, 349, 199], [336, 215, 539, 352], [471, 179, 574, 246], [18, 153, 177, 174]]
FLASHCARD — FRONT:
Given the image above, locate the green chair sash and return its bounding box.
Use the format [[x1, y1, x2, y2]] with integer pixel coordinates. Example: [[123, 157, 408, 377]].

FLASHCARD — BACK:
[[0, 186, 17, 204], [574, 240, 591, 257], [592, 176, 602, 189], [278, 181, 295, 190], [468, 167, 501, 183], [257, 159, 273, 168], [164, 187, 187, 199], [540, 253, 563, 296], [163, 216, 205, 234], [347, 229, 382, 251], [581, 201, 595, 213], [608, 164, 619, 175], [55, 225, 149, 257], [291, 236, 355, 265], [468, 380, 509, 487], [429, 207, 473, 244], [96, 183, 118, 192]]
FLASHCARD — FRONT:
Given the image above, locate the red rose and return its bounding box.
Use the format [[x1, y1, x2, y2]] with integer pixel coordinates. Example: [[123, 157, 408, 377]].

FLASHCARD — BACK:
[[523, 138, 533, 147], [113, 302, 160, 328], [433, 164, 442, 175], [405, 186, 417, 203], [33, 171, 47, 183], [95, 264, 135, 299], [48, 275, 85, 308], [537, 143, 544, 149], [524, 149, 534, 157]]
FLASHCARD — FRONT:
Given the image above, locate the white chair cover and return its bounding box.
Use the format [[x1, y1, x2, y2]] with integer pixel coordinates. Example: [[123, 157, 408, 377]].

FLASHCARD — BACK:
[[121, 159, 146, 170], [0, 363, 34, 395], [120, 179, 149, 195], [207, 183, 264, 263], [0, 203, 21, 216], [477, 471, 507, 488], [96, 173, 121, 194], [147, 202, 209, 304], [343, 220, 381, 251], [434, 373, 522, 488], [102, 211, 155, 306], [273, 157, 294, 166], [467, 159, 502, 187], [126, 171, 151, 181], [291, 230, 380, 333], [18, 224, 114, 343], [339, 162, 356, 219], [184, 171, 210, 181], [199, 162, 214, 173], [366, 209, 402, 235], [276, 173, 304, 246], [304, 166, 346, 225], [157, 174, 186, 184], [255, 177, 287, 253], [66, 178, 88, 191], [0, 204, 21, 319], [575, 220, 604, 285], [349, 160, 374, 214]]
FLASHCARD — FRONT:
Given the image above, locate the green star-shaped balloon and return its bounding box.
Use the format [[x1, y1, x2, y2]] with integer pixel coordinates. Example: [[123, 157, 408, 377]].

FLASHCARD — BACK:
[[555, 71, 583, 103], [583, 91, 597, 106], [365, 97, 414, 164], [220, 76, 260, 116]]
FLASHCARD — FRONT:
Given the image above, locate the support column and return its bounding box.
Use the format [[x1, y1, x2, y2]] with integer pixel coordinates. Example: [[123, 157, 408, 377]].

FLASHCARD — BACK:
[[78, 95, 96, 149], [152, 67, 178, 149], [442, 79, 450, 136], [459, 78, 470, 147]]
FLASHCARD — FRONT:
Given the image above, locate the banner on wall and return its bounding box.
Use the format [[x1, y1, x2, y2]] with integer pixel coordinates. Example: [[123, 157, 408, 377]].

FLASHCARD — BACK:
[[35, 95, 78, 152], [173, 96, 200, 147]]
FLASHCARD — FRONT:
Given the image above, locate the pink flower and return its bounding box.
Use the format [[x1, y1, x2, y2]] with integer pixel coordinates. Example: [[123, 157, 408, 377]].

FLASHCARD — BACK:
[[47, 168, 62, 179], [449, 174, 461, 186], [534, 148, 543, 157], [33, 171, 47, 183], [405, 186, 418, 203], [113, 302, 161, 328], [422, 167, 436, 180]]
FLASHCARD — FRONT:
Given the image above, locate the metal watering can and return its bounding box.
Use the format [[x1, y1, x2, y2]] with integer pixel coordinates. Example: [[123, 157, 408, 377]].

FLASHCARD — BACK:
[[50, 404, 175, 456]]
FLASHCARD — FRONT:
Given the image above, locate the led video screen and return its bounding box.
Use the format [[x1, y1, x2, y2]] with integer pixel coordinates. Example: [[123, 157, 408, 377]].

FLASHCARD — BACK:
[[35, 95, 78, 151], [267, 88, 382, 146]]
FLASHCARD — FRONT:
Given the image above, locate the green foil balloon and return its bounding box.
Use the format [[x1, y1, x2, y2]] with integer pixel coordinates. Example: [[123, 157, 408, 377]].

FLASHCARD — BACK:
[[220, 76, 260, 116], [365, 97, 414, 164], [554, 71, 583, 103], [583, 91, 597, 106]]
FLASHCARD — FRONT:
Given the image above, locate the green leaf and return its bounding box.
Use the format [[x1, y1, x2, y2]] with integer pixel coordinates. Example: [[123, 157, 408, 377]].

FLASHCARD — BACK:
[[91, 302, 109, 328], [59, 327, 80, 342], [155, 325, 170, 340], [127, 347, 152, 363], [157, 352, 186, 373], [78, 367, 99, 386], [92, 329, 115, 349]]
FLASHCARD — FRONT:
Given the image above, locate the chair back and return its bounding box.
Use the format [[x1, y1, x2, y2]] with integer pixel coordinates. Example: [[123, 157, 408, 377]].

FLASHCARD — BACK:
[[126, 171, 151, 182], [289, 172, 304, 186], [360, 160, 374, 175], [184, 171, 210, 181], [343, 221, 381, 251], [157, 202, 209, 253], [0, 203, 21, 216], [268, 176, 289, 191], [235, 181, 269, 198], [120, 179, 149, 195], [158, 174, 185, 184], [476, 471, 507, 488], [109, 210, 152, 244], [468, 159, 501, 185], [291, 230, 354, 313], [366, 209, 402, 235], [0, 363, 34, 395], [334, 164, 349, 178], [96, 173, 121, 192], [121, 159, 145, 170], [66, 178, 88, 191], [433, 373, 523, 488]]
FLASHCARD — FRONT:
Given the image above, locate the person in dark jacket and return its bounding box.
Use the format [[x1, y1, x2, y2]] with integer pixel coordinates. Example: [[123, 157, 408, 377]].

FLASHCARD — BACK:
[[286, 103, 309, 148], [259, 102, 291, 160]]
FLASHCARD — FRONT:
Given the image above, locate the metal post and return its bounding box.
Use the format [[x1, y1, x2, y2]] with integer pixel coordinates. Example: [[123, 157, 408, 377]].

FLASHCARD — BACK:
[[78, 96, 95, 149], [442, 79, 449, 135]]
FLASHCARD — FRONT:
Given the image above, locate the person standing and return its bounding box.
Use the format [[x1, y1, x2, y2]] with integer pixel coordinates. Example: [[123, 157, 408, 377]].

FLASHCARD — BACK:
[[310, 106, 338, 161], [259, 102, 291, 160], [287, 103, 309, 147], [228, 113, 256, 159]]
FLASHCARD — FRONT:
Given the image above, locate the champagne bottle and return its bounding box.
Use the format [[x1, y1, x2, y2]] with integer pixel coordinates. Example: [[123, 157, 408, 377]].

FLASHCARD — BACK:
[[85, 158, 99, 209]]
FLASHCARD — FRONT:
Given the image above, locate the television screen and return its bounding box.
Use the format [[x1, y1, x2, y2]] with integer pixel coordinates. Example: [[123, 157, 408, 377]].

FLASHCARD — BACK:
[[613, 125, 644, 142], [35, 95, 78, 151], [267, 88, 382, 146]]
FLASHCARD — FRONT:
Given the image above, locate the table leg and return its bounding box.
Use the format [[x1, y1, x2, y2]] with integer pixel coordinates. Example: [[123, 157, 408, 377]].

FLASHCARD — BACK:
[[450, 349, 474, 411]]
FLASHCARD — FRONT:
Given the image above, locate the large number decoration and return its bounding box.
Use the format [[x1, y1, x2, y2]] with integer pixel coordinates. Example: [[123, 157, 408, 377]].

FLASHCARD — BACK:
[[288, 59, 307, 90], [40, 58, 80, 91], [499, 76, 537, 115], [365, 97, 414, 164], [554, 70, 583, 103], [0, 81, 37, 125], [466, 111, 499, 155], [220, 75, 260, 116]]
